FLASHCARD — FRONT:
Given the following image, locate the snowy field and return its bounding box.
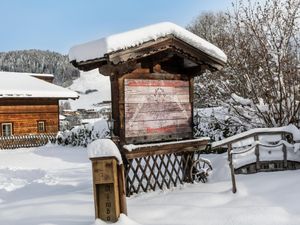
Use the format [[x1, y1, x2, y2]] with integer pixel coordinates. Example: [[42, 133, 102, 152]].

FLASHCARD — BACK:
[[1, 145, 300, 225]]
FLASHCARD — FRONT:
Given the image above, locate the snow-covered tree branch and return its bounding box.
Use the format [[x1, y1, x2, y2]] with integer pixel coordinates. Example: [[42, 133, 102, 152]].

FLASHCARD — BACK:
[[189, 0, 300, 128]]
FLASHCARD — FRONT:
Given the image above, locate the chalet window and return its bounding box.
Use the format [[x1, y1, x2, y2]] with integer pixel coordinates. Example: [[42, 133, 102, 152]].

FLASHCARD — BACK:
[[37, 121, 46, 132], [2, 123, 12, 137]]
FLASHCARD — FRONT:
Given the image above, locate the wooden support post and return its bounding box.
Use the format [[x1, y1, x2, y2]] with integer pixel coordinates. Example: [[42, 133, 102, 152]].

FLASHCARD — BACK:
[[254, 135, 260, 171], [182, 152, 194, 182], [118, 163, 128, 215], [229, 152, 237, 193]]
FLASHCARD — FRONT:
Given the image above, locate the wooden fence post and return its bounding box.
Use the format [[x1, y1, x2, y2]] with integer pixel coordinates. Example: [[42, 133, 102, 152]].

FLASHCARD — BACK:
[[282, 134, 288, 168], [254, 135, 260, 171], [227, 143, 232, 161], [229, 152, 237, 193], [283, 145, 287, 168]]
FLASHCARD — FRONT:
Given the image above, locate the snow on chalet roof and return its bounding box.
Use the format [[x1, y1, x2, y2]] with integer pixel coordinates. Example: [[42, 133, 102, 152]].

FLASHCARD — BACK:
[[69, 22, 227, 64], [0, 71, 78, 99], [30, 73, 54, 78]]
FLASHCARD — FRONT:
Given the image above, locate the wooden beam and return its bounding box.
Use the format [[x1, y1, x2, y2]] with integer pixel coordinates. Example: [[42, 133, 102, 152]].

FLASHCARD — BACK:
[[98, 61, 141, 76], [108, 37, 173, 65], [212, 131, 294, 149], [123, 139, 209, 159]]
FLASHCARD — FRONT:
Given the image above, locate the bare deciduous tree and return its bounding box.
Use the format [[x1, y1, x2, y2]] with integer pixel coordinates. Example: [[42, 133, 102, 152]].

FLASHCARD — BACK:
[[189, 0, 300, 128]]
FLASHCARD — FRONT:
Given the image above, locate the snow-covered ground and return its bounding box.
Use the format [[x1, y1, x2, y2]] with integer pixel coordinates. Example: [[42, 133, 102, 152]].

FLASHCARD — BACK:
[[67, 69, 111, 110], [1, 145, 300, 225]]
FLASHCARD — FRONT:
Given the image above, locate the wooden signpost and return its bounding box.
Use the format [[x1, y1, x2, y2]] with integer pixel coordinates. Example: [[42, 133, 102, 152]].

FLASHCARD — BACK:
[[90, 157, 126, 222], [70, 23, 227, 220]]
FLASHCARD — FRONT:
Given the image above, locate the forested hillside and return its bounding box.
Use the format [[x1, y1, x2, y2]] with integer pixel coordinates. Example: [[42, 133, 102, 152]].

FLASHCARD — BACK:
[[0, 50, 80, 86]]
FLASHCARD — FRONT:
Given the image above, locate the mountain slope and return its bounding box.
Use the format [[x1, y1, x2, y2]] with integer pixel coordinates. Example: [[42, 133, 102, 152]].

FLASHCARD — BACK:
[[67, 69, 111, 110]]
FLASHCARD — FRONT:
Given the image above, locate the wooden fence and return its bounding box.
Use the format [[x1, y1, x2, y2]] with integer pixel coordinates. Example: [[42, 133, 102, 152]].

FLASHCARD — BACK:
[[122, 138, 209, 196], [0, 133, 57, 149], [211, 128, 300, 193], [124, 152, 201, 196]]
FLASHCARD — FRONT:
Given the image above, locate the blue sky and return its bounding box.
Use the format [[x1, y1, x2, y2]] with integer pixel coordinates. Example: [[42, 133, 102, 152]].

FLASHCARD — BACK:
[[0, 0, 233, 54]]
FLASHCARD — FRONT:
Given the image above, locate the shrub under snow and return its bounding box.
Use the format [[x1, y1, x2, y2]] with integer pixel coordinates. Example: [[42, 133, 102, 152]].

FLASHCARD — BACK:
[[194, 107, 247, 141], [57, 119, 109, 147]]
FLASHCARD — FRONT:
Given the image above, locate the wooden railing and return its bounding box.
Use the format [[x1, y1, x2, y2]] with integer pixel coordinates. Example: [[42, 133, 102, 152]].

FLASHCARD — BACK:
[[0, 133, 57, 150], [122, 138, 209, 196], [211, 127, 299, 193]]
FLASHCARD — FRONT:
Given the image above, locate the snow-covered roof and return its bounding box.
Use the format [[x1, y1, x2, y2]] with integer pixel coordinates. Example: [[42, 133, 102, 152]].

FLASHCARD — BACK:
[[69, 22, 227, 65], [0, 71, 78, 99]]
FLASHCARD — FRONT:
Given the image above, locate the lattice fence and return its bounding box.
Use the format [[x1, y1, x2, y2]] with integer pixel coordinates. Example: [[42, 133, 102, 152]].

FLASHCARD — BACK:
[[125, 151, 201, 196], [0, 133, 57, 150]]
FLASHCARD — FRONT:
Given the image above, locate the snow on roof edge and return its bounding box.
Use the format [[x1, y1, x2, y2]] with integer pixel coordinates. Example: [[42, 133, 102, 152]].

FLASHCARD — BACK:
[[69, 22, 227, 65], [31, 73, 54, 77], [0, 71, 55, 77], [0, 71, 78, 99]]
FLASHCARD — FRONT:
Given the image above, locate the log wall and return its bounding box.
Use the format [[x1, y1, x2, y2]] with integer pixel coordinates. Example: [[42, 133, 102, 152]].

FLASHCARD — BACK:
[[0, 98, 59, 136]]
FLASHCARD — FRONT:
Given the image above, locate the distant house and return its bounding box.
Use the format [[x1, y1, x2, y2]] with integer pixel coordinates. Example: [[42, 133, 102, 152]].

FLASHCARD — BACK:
[[0, 72, 78, 136]]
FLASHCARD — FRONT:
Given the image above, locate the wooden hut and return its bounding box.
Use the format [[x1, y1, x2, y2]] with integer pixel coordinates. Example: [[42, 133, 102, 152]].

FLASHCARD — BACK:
[[0, 72, 78, 136], [69, 22, 227, 194]]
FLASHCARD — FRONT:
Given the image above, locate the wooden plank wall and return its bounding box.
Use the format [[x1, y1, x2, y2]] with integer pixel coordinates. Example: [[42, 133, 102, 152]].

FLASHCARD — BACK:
[[124, 79, 192, 143], [0, 98, 59, 135]]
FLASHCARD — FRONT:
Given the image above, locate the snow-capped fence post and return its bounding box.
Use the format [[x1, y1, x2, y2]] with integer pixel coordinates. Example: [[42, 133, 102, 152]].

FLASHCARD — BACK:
[[88, 140, 127, 223]]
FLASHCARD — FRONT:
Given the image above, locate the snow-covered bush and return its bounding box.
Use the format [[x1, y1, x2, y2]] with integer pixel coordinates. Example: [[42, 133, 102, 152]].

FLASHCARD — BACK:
[[57, 119, 109, 147], [194, 107, 247, 141]]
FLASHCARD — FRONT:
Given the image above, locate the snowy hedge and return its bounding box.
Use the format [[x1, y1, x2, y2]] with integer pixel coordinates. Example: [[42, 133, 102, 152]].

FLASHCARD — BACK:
[[57, 119, 109, 147], [194, 107, 247, 141]]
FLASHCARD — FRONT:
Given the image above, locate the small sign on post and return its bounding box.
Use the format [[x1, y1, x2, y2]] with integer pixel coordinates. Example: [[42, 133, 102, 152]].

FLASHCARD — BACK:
[[91, 157, 120, 222], [88, 139, 127, 222]]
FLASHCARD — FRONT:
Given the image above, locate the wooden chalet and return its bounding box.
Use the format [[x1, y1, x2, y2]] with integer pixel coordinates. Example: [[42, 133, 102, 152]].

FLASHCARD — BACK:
[[0, 72, 78, 136], [69, 22, 227, 194]]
